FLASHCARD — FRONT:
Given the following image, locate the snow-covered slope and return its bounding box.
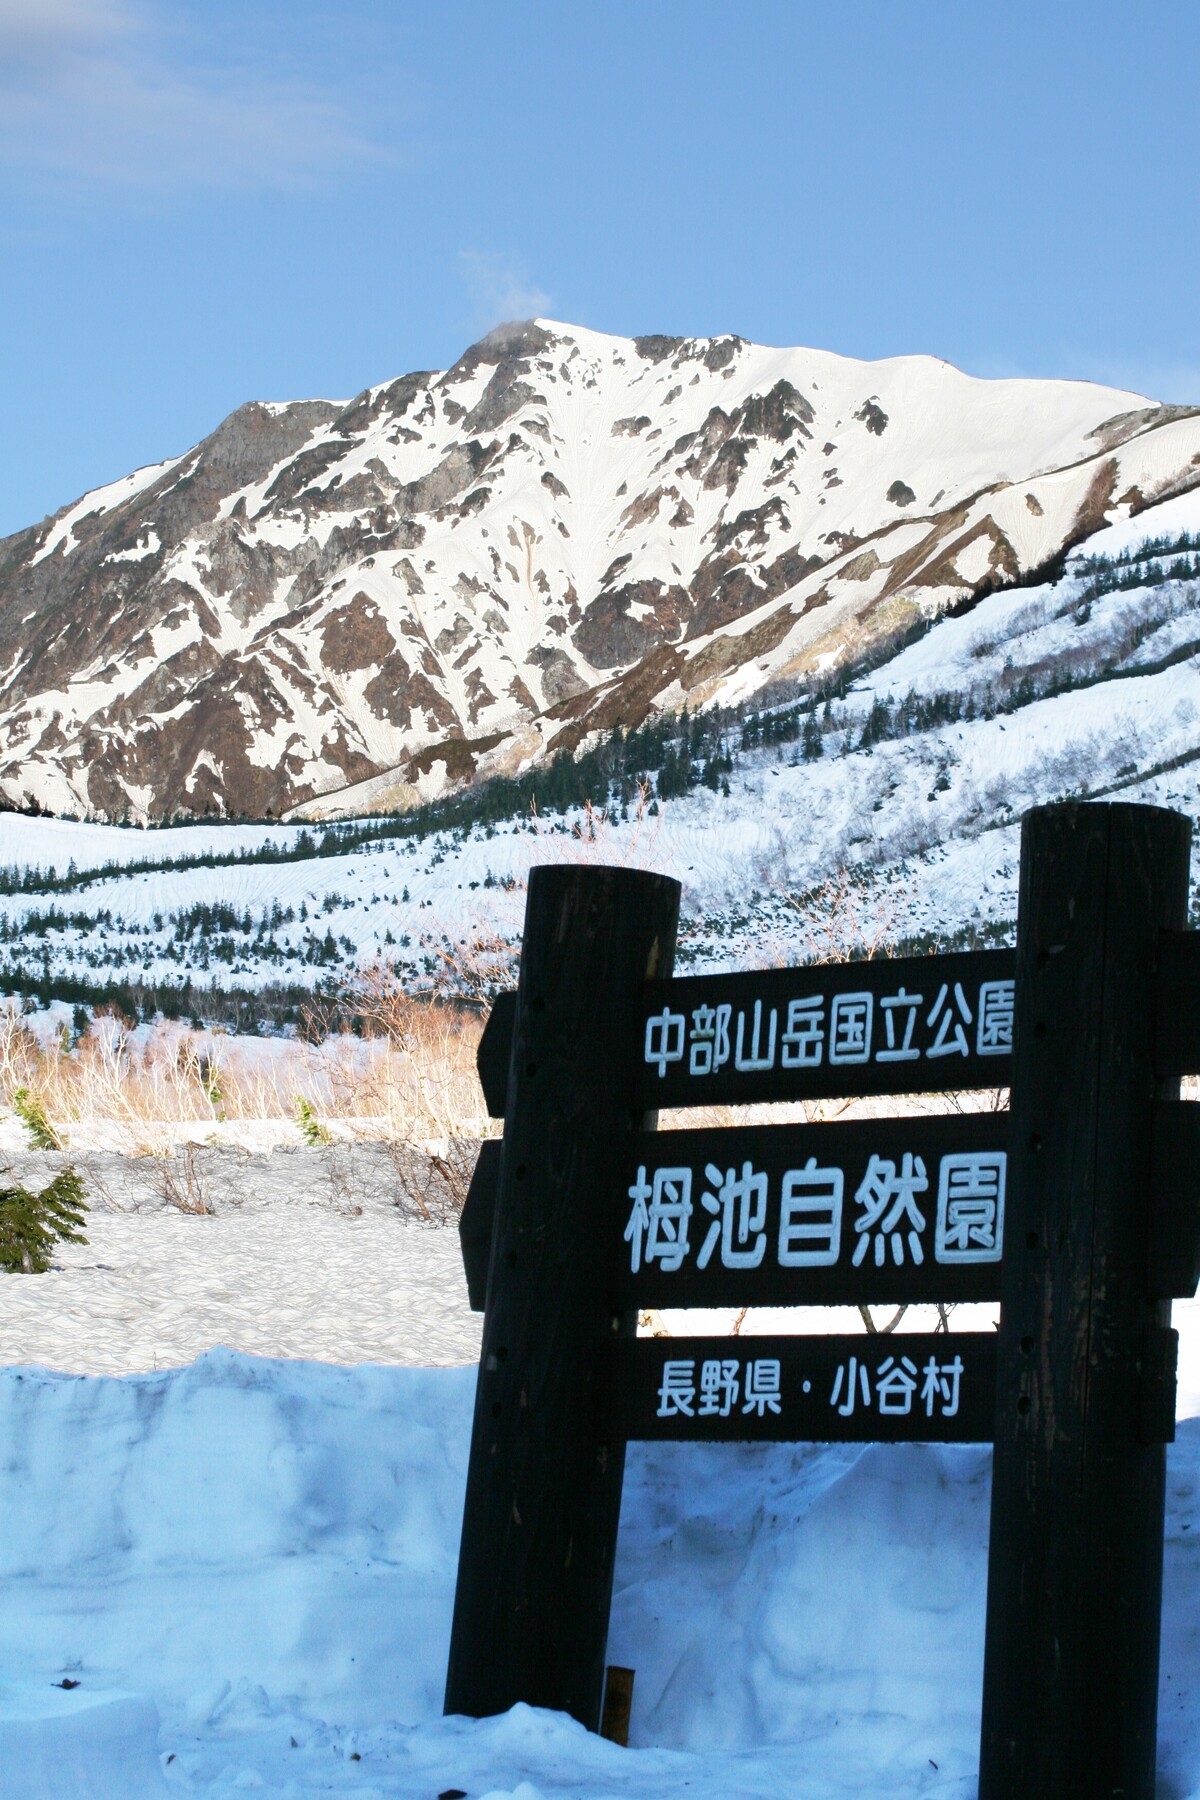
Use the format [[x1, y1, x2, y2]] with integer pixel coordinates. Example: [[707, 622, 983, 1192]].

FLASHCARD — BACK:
[[3, 320, 1199, 824], [1, 487, 1199, 1008]]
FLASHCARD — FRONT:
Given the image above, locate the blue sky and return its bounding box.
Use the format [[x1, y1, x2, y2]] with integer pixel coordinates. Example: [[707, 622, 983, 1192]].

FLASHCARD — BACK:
[[1, 0, 1197, 537]]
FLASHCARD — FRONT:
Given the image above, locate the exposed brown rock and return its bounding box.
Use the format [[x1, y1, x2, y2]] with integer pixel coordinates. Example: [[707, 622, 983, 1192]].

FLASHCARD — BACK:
[[854, 398, 888, 435], [573, 580, 689, 669], [619, 486, 681, 532], [526, 644, 588, 706], [840, 549, 882, 581], [633, 335, 685, 363], [320, 593, 395, 673], [1, 321, 1193, 823], [1069, 459, 1119, 545]]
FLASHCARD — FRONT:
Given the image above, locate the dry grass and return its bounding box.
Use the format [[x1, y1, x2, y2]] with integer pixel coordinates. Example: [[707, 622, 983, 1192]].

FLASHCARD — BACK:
[[0, 1001, 492, 1218]]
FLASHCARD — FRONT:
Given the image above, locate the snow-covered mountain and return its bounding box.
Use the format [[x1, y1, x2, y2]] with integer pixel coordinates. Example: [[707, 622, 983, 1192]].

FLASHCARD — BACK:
[[3, 319, 1199, 824], [2, 487, 1200, 1016]]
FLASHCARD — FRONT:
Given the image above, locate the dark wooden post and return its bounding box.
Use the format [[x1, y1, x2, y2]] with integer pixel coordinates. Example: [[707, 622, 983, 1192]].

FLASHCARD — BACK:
[[444, 863, 681, 1729], [979, 801, 1190, 1799]]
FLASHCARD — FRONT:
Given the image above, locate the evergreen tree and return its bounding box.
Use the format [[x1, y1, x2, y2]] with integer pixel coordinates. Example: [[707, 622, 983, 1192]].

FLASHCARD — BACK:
[[0, 1167, 88, 1273], [802, 712, 824, 761], [12, 1087, 58, 1149]]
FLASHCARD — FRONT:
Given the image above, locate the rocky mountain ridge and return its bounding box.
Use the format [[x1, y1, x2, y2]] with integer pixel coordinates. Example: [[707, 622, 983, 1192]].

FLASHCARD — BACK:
[[2, 318, 1199, 823]]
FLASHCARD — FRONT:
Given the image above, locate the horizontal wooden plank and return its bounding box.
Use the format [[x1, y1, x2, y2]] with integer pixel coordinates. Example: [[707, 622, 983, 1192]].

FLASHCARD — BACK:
[[614, 1113, 1008, 1308], [1156, 929, 1200, 1076], [461, 1114, 1011, 1312], [604, 1332, 998, 1442], [476, 952, 1017, 1120], [638, 948, 1016, 1107]]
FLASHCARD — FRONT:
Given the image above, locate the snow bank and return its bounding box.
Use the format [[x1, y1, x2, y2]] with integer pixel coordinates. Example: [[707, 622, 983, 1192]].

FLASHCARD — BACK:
[[0, 1685, 168, 1800], [0, 1349, 1197, 1798], [0, 1356, 471, 1729]]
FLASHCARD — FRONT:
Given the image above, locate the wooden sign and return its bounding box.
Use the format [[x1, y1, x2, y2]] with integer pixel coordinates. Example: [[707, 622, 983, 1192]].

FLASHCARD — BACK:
[[446, 806, 1200, 1800], [474, 950, 1016, 1117], [639, 947, 1015, 1107], [460, 1114, 1010, 1311], [614, 1114, 1008, 1308], [605, 1332, 998, 1444]]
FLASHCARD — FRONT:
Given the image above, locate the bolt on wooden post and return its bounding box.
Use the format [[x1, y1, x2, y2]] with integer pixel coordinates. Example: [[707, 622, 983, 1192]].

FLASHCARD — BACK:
[[444, 863, 681, 1730], [979, 802, 1191, 1800]]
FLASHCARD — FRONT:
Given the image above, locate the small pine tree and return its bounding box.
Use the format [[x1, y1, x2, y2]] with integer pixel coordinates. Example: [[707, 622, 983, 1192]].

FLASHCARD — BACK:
[[12, 1087, 59, 1150], [0, 1167, 88, 1273], [294, 1097, 332, 1145]]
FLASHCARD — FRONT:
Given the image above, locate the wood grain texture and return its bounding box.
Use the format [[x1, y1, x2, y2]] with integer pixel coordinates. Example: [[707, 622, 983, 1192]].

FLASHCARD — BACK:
[[599, 1667, 634, 1747], [444, 863, 680, 1729], [978, 802, 1190, 1800]]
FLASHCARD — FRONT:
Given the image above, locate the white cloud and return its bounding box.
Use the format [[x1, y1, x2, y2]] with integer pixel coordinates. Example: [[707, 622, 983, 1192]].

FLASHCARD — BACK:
[[0, 0, 384, 191], [0, 0, 131, 52], [459, 250, 552, 330]]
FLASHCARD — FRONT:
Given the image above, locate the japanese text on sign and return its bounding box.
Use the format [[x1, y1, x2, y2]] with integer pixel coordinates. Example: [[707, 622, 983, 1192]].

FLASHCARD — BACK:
[[829, 1351, 964, 1419], [644, 979, 1015, 1080], [656, 1355, 783, 1419], [625, 1150, 1006, 1275], [653, 1350, 966, 1421]]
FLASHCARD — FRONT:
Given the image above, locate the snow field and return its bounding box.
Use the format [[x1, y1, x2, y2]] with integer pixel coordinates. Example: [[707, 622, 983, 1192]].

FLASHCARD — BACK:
[[4, 492, 1200, 1000], [0, 1152, 482, 1374], [0, 1173, 482, 1368], [0, 1348, 1197, 1799], [0, 815, 307, 879], [3, 477, 1200, 1793]]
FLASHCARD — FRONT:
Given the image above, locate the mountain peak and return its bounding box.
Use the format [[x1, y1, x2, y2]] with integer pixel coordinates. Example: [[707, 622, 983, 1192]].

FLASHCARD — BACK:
[[1, 322, 1197, 824]]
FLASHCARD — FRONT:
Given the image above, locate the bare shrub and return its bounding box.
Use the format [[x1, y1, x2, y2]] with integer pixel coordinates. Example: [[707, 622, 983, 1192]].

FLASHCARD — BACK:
[[317, 968, 486, 1131], [308, 968, 490, 1216], [144, 1145, 213, 1215], [422, 919, 523, 1010], [0, 1008, 43, 1099], [779, 864, 910, 967], [381, 1138, 477, 1222], [420, 782, 666, 1007]]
